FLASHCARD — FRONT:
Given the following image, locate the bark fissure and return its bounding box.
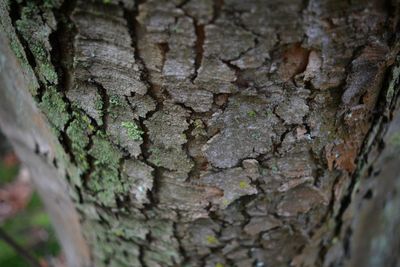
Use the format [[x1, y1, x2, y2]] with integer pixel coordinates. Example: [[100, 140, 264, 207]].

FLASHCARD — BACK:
[[3, 0, 400, 266], [191, 23, 204, 82]]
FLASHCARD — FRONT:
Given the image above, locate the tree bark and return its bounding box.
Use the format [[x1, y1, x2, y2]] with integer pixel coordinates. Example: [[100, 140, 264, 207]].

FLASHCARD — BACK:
[[0, 0, 400, 266]]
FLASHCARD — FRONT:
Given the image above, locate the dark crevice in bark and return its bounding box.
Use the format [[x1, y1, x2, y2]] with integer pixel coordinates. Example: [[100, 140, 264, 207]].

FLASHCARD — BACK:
[[221, 59, 249, 89], [182, 121, 198, 182], [181, 113, 213, 183], [384, 0, 399, 38], [81, 138, 95, 187], [52, 157, 59, 168], [213, 93, 229, 111], [211, 0, 224, 23], [91, 80, 110, 132], [157, 42, 170, 71], [75, 185, 84, 204], [273, 127, 292, 154], [175, 4, 205, 84], [176, 0, 191, 9], [191, 23, 204, 82], [50, 0, 85, 157], [226, 10, 262, 39], [138, 242, 146, 267], [51, 0, 106, 191], [8, 0, 22, 25], [123, 2, 165, 211], [6, 0, 400, 265], [49, 0, 77, 92], [271, 105, 286, 124], [59, 124, 76, 158], [115, 157, 128, 209], [33, 142, 41, 155], [301, 0, 310, 13]]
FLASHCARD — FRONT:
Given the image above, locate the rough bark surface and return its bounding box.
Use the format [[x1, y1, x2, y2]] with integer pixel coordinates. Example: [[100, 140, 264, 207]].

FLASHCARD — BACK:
[[1, 0, 400, 267]]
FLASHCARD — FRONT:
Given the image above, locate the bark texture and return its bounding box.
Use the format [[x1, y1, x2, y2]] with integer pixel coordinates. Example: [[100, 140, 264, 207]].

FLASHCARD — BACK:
[[1, 0, 400, 266]]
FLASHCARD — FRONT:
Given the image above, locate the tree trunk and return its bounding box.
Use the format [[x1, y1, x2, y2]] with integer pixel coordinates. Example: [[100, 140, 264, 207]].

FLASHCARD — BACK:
[[1, 0, 400, 266]]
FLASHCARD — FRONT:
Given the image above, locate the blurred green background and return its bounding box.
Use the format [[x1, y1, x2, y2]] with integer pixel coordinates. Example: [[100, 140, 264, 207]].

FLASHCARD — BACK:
[[0, 131, 61, 267]]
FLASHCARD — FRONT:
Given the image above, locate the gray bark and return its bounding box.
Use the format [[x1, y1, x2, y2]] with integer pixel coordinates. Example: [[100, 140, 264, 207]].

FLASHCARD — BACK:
[[0, 0, 400, 266]]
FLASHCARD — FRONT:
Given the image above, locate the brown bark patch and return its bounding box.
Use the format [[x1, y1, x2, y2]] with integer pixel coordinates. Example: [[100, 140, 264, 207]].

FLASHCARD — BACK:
[[278, 43, 310, 81]]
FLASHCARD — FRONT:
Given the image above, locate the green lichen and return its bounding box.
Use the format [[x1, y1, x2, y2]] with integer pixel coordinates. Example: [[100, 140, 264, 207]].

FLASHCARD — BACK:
[[389, 132, 400, 147], [89, 133, 122, 167], [239, 180, 249, 189], [270, 164, 278, 173], [15, 3, 58, 85], [265, 109, 273, 117], [110, 218, 148, 241], [247, 110, 256, 117], [121, 121, 143, 141], [386, 61, 400, 103], [8, 37, 39, 95], [30, 43, 47, 60], [87, 136, 125, 205], [205, 235, 218, 245], [149, 147, 162, 166], [194, 119, 203, 128], [108, 95, 128, 119], [251, 132, 261, 140], [19, 2, 38, 21], [109, 95, 124, 107], [39, 87, 70, 130], [95, 97, 103, 111], [170, 24, 184, 34], [40, 62, 58, 84], [148, 146, 193, 176], [87, 167, 122, 206], [192, 119, 207, 136], [10, 39, 24, 60], [66, 112, 94, 171], [43, 0, 59, 9]]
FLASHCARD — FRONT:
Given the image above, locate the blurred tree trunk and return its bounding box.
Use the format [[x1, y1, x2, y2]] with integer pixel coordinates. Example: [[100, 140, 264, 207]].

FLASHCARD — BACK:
[[0, 0, 400, 267]]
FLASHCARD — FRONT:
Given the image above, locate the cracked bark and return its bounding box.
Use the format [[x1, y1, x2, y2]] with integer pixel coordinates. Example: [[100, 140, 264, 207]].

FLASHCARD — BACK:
[[1, 0, 400, 267]]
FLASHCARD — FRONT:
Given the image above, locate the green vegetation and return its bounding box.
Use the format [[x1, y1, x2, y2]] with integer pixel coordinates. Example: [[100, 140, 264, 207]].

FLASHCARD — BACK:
[[10, 40, 24, 61], [247, 110, 256, 117], [89, 133, 122, 167], [66, 113, 94, 171], [121, 121, 143, 141], [109, 95, 124, 107], [39, 87, 70, 130], [40, 63, 58, 84], [0, 161, 19, 186], [206, 235, 218, 245], [239, 180, 249, 189], [389, 132, 400, 147], [0, 194, 60, 267], [30, 43, 47, 60], [94, 97, 103, 111]]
